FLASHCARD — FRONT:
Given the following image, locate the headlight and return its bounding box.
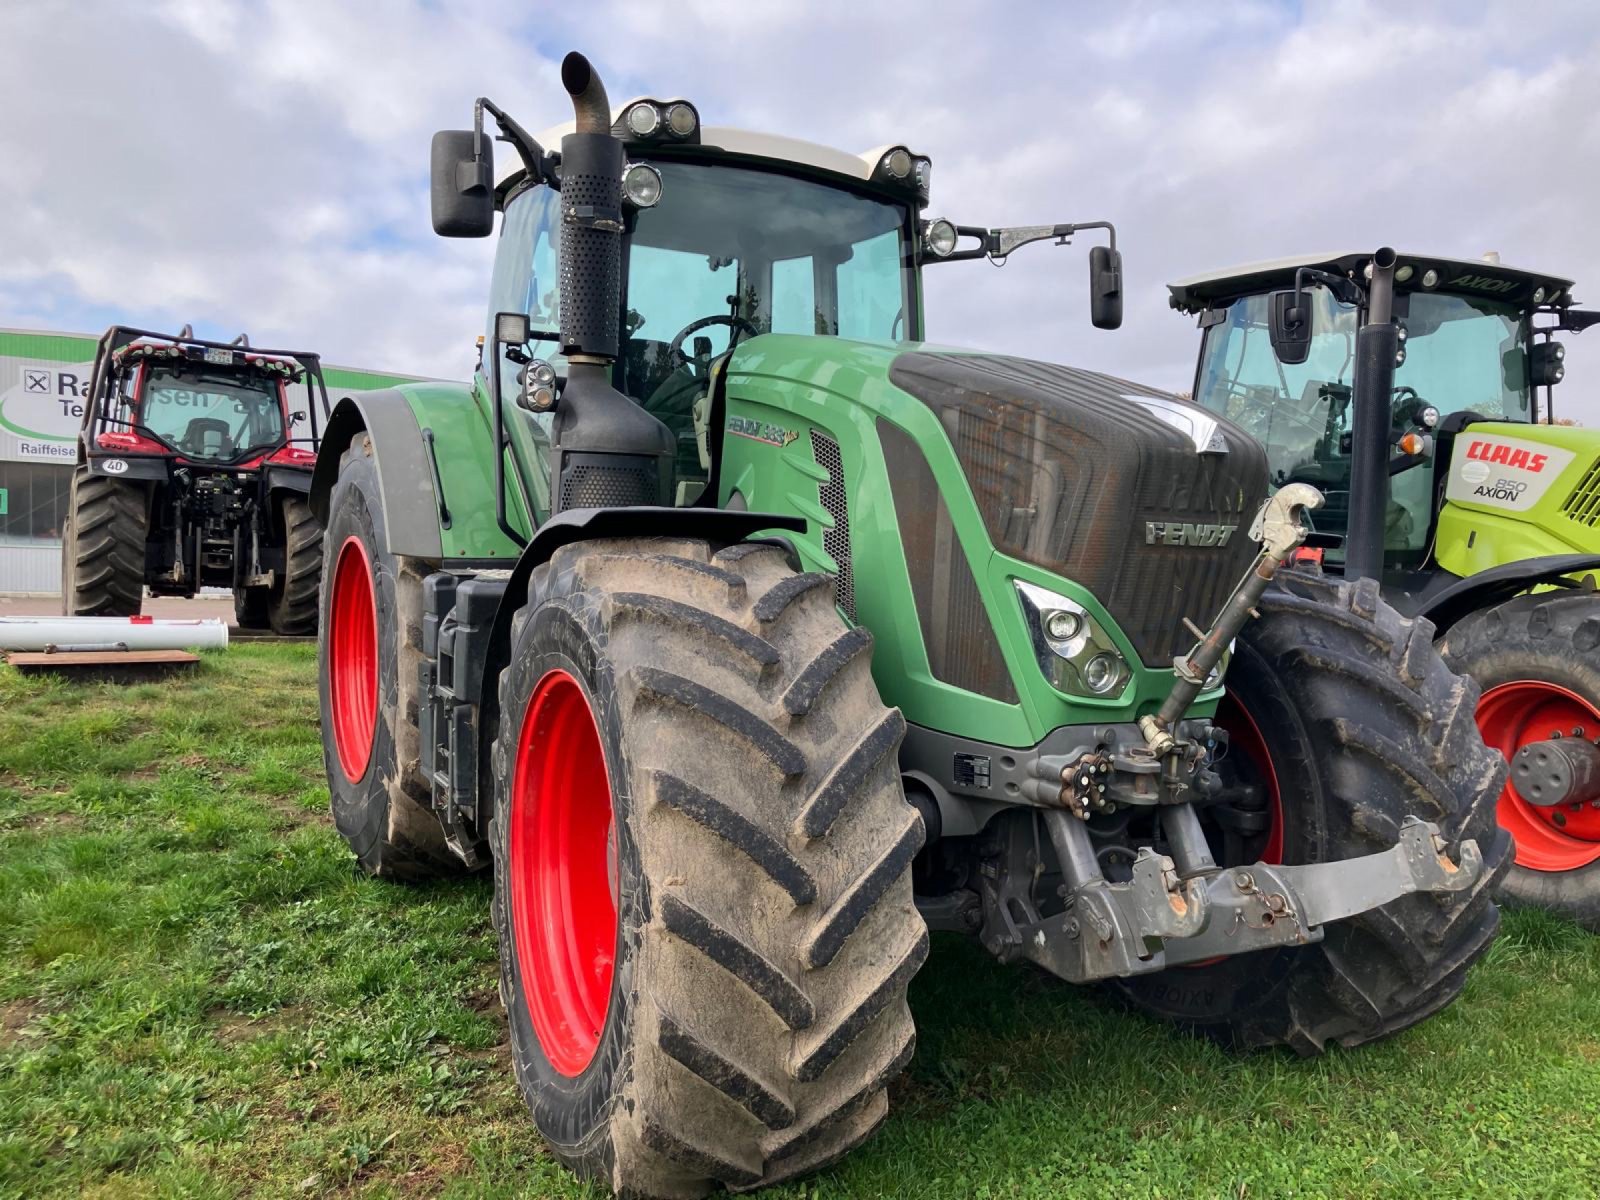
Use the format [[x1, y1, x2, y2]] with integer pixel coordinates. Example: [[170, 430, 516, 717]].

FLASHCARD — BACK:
[[1014, 579, 1130, 699], [923, 218, 958, 258], [666, 102, 698, 138], [624, 102, 660, 137], [622, 163, 663, 208]]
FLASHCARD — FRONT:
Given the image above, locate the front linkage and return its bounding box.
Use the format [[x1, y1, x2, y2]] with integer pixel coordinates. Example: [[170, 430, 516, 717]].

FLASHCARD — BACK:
[[980, 483, 1483, 983]]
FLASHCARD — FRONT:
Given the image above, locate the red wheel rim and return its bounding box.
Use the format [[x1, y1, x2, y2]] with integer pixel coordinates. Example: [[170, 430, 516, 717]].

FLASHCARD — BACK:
[[509, 669, 618, 1077], [328, 535, 378, 782], [1217, 691, 1284, 866], [1477, 681, 1600, 871]]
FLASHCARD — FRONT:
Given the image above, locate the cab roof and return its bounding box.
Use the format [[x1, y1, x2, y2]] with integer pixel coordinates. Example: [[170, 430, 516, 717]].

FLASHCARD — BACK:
[[1167, 251, 1576, 315], [500, 104, 918, 191]]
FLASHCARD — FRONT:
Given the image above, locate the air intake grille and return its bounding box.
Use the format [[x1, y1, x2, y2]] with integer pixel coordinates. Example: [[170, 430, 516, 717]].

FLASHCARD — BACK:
[[1561, 458, 1600, 526], [811, 430, 857, 622], [560, 461, 653, 510]]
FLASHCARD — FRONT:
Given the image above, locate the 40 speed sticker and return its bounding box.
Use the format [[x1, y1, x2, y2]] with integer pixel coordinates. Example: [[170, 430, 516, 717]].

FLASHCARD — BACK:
[[1445, 432, 1576, 513]]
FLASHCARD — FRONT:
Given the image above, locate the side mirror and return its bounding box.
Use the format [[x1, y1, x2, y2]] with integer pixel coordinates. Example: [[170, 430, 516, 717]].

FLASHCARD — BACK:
[[1089, 245, 1123, 330], [430, 130, 494, 238], [1268, 289, 1312, 365]]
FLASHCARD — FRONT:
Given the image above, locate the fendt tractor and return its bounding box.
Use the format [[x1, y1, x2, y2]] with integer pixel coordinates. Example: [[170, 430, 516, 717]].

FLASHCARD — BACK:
[[312, 54, 1505, 1196], [1173, 251, 1600, 929], [62, 324, 330, 635]]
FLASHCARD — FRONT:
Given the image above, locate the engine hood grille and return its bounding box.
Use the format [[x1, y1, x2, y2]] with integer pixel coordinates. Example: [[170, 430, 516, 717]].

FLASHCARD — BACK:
[[888, 352, 1269, 666]]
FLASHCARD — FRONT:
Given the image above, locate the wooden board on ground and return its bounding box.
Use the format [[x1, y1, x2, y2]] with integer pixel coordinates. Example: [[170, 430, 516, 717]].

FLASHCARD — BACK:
[[4, 649, 201, 681]]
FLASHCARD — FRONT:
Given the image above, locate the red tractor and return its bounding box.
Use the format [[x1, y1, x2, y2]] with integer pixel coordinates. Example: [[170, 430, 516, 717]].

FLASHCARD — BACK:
[[62, 324, 330, 634]]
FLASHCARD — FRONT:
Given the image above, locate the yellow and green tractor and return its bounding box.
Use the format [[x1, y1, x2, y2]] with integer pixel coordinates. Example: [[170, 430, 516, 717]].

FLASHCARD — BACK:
[[1174, 250, 1600, 928]]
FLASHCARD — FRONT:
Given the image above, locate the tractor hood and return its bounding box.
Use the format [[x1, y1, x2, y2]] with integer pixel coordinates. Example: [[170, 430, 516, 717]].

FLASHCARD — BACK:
[[885, 350, 1269, 666]]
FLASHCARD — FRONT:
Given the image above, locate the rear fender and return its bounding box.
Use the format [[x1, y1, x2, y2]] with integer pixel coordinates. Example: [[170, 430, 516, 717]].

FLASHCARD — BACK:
[[1415, 553, 1600, 635]]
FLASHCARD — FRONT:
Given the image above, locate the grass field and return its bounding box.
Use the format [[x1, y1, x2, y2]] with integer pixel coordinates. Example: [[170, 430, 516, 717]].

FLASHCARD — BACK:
[[1, 644, 1597, 1200]]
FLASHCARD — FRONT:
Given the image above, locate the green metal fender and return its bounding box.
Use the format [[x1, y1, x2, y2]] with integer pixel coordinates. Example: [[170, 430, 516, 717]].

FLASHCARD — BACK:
[[309, 383, 530, 564]]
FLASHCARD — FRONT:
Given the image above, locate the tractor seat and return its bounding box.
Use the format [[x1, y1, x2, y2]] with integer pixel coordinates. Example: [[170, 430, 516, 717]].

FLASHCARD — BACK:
[[181, 417, 234, 457]]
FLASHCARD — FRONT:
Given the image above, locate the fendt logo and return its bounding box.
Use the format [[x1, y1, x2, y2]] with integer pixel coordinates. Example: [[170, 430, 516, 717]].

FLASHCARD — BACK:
[[1449, 273, 1519, 295], [1145, 520, 1237, 547], [1465, 439, 1549, 473]]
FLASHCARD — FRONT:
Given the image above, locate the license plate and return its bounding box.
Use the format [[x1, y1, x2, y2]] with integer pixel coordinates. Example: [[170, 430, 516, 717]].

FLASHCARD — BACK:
[[203, 347, 233, 365]]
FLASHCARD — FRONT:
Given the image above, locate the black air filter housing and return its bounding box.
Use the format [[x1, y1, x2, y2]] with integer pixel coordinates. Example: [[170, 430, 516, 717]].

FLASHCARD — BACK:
[[888, 352, 1268, 666]]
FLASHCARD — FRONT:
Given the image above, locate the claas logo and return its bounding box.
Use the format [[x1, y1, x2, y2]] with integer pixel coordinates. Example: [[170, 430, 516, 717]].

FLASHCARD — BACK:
[[1465, 440, 1549, 473]]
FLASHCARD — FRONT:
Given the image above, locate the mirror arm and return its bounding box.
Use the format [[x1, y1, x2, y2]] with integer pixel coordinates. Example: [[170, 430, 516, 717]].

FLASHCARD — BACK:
[[1288, 266, 1359, 331], [478, 97, 558, 186]]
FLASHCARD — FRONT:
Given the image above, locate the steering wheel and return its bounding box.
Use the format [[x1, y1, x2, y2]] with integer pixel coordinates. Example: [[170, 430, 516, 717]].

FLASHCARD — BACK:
[[669, 315, 760, 369]]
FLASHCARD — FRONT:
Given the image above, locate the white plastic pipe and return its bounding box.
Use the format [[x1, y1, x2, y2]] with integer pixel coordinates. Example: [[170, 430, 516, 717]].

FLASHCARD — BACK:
[[0, 616, 230, 652]]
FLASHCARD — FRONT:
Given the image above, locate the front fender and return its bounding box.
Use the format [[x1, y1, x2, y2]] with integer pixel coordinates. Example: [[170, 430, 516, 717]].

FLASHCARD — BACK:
[[1414, 553, 1600, 635], [308, 391, 445, 559], [475, 506, 807, 719]]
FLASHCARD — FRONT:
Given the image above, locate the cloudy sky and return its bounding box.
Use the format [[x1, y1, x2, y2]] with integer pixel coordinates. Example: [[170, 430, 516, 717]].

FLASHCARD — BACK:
[[3, 0, 1599, 417]]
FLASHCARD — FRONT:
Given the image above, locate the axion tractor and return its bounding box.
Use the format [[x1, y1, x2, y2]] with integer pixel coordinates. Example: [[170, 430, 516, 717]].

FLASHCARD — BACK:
[[313, 54, 1506, 1197], [62, 324, 330, 635], [1172, 251, 1600, 929]]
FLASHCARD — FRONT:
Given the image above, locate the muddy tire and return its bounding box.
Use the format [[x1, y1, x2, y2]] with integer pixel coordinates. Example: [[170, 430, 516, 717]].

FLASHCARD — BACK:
[[61, 466, 146, 617], [1440, 590, 1600, 931], [234, 585, 269, 629], [269, 493, 323, 636], [318, 434, 460, 880], [490, 537, 924, 1197], [1114, 572, 1510, 1053]]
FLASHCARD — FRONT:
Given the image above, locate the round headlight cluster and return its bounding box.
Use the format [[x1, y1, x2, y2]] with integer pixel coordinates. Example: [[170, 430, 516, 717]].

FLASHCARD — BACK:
[[621, 100, 698, 141], [884, 148, 913, 179], [521, 360, 558, 413]]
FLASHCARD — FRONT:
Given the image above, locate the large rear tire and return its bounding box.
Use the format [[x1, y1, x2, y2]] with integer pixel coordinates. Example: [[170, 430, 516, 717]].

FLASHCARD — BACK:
[[317, 434, 460, 880], [1440, 589, 1600, 931], [61, 466, 146, 617], [1114, 572, 1510, 1053], [268, 493, 323, 636], [491, 538, 924, 1197]]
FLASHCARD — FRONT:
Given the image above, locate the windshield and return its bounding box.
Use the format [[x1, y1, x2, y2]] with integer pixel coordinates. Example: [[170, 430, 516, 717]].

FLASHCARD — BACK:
[[1193, 288, 1529, 565], [619, 162, 911, 468], [137, 366, 285, 461], [487, 160, 915, 511]]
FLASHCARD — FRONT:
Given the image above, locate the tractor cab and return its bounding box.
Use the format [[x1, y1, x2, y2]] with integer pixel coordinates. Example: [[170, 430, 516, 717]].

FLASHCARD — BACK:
[[101, 333, 316, 467], [1170, 252, 1594, 601]]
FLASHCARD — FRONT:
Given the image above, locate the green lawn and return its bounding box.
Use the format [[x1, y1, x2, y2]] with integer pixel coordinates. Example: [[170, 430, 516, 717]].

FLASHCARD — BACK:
[[1, 645, 1596, 1200]]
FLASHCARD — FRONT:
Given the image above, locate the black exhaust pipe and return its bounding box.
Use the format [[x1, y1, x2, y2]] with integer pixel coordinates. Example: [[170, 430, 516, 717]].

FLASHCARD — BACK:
[[549, 52, 675, 512], [1344, 247, 1398, 583]]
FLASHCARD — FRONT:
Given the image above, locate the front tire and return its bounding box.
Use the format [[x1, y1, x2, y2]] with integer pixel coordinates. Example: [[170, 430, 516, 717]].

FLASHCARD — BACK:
[[1440, 590, 1600, 931], [1115, 572, 1510, 1053], [491, 538, 924, 1197], [317, 434, 459, 880]]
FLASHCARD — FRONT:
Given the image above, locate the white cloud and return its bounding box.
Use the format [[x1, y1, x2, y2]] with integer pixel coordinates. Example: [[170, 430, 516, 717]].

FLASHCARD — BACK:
[[2, 0, 1598, 424]]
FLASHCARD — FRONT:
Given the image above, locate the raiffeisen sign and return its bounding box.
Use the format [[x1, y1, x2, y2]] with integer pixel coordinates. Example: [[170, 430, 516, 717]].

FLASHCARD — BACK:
[[0, 335, 95, 463]]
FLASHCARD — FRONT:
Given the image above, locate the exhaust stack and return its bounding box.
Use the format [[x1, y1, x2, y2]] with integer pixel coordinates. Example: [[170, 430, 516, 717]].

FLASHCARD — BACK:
[[549, 52, 675, 512]]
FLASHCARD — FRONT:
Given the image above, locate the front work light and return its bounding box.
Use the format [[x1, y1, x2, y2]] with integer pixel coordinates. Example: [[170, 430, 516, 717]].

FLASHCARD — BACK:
[[1532, 340, 1567, 386], [623, 163, 663, 208], [924, 218, 959, 258], [624, 102, 660, 137]]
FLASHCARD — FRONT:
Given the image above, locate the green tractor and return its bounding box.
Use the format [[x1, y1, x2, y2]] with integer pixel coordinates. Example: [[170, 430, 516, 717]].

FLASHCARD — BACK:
[[313, 54, 1505, 1196], [1173, 250, 1600, 929]]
